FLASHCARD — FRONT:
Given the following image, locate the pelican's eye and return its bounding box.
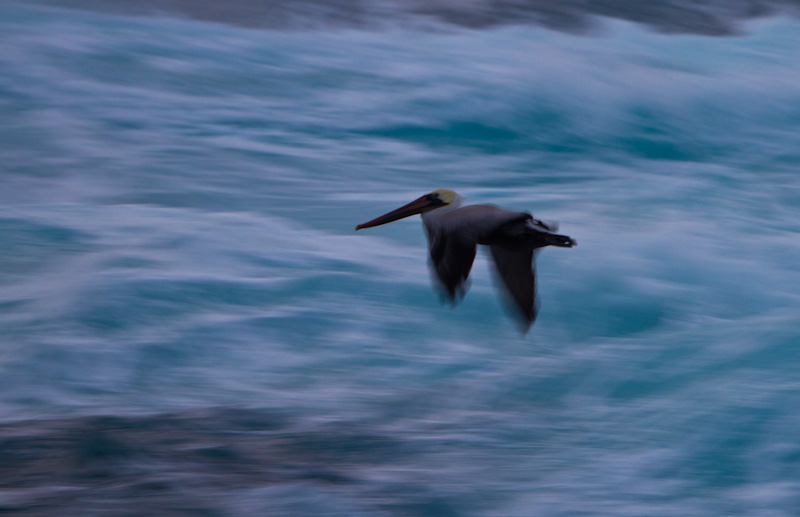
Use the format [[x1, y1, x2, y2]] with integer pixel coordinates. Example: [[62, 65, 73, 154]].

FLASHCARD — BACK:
[[426, 193, 445, 205]]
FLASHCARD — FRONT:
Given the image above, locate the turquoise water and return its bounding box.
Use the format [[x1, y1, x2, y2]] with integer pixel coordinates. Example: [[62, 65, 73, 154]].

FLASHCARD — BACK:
[[1, 2, 800, 515]]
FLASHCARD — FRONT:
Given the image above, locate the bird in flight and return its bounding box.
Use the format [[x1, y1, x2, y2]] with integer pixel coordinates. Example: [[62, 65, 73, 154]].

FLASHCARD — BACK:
[[356, 189, 576, 332]]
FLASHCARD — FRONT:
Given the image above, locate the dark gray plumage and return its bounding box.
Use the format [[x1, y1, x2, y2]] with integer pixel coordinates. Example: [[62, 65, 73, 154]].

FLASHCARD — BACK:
[[356, 189, 576, 332]]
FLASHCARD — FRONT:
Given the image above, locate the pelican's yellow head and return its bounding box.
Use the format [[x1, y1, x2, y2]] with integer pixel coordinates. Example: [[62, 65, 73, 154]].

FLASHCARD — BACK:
[[355, 188, 463, 231], [426, 188, 460, 207]]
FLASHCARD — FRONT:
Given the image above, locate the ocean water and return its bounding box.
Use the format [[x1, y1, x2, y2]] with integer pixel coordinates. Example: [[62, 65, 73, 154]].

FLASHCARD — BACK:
[[2, 1, 800, 515]]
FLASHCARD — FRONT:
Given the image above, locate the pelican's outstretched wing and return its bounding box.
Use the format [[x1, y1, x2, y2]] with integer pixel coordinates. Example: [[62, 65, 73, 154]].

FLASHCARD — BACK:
[[426, 226, 477, 302], [489, 245, 537, 331]]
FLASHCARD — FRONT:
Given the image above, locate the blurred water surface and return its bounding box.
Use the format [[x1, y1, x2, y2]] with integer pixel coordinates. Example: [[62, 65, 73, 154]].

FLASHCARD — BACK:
[[1, 2, 800, 515]]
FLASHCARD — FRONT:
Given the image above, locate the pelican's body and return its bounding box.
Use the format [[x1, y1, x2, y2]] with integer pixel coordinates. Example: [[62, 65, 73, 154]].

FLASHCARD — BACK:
[[356, 189, 575, 331]]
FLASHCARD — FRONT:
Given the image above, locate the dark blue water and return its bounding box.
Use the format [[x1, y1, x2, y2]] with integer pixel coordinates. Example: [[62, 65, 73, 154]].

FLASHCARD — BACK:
[[2, 2, 800, 515]]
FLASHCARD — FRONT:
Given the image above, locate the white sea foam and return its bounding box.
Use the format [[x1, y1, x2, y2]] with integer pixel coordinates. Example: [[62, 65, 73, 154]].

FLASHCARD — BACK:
[[1, 3, 799, 515]]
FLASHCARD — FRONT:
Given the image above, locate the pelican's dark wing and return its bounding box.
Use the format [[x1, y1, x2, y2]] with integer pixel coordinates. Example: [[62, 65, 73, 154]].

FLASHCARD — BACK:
[[426, 226, 477, 302], [489, 245, 537, 331]]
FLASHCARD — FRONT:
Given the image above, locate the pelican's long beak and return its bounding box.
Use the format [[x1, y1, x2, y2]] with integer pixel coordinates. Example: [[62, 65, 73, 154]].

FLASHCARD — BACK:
[[355, 195, 440, 231]]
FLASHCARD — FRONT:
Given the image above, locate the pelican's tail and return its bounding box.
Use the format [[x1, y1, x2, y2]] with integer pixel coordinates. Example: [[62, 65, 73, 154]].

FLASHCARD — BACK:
[[544, 232, 577, 248]]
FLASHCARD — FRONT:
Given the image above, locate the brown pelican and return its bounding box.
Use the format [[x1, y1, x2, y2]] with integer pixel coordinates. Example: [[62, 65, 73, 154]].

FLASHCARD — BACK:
[[356, 189, 576, 331]]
